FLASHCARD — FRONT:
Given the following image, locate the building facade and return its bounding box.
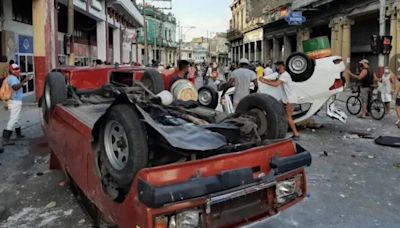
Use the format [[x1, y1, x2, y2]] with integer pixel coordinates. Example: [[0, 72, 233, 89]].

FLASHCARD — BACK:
[[0, 0, 143, 95], [135, 5, 177, 66], [228, 0, 400, 75], [210, 33, 229, 65]]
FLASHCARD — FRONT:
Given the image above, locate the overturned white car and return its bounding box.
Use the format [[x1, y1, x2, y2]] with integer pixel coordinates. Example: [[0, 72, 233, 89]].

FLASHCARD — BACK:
[[198, 53, 348, 123]]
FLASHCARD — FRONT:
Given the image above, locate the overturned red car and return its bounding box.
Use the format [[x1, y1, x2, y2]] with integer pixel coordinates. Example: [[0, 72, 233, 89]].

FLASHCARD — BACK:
[[40, 66, 311, 228]]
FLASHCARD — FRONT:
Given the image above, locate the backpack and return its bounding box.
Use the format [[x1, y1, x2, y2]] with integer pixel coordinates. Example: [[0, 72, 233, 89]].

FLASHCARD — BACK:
[[0, 76, 12, 104]]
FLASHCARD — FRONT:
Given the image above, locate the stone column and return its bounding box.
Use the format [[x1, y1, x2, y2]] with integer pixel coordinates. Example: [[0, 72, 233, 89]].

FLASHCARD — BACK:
[[272, 37, 280, 62], [254, 41, 258, 62], [263, 39, 271, 63], [296, 27, 310, 52], [32, 0, 55, 100], [330, 17, 344, 56], [329, 19, 337, 55], [389, 6, 397, 73], [341, 18, 354, 68], [97, 21, 107, 62], [243, 43, 247, 60], [113, 28, 121, 64], [261, 40, 264, 63], [283, 35, 292, 61]]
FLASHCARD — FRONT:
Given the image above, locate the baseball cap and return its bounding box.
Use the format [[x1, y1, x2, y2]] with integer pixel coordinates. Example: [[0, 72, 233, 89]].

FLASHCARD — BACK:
[[11, 63, 20, 70], [239, 58, 250, 65], [359, 59, 369, 65], [9, 63, 21, 76]]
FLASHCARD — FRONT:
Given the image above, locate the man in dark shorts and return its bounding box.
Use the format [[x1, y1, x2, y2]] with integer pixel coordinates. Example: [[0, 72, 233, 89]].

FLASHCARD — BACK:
[[168, 60, 190, 90], [395, 76, 400, 128], [347, 59, 375, 118]]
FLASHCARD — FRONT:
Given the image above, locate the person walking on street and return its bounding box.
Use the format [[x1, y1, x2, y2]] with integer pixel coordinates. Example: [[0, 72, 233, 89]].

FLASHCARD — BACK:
[[221, 58, 258, 109], [347, 59, 376, 118], [3, 64, 30, 145], [260, 61, 300, 140], [379, 67, 397, 115]]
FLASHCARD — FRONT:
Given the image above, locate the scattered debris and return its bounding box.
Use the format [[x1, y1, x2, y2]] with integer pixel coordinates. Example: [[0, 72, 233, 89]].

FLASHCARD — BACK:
[[393, 162, 400, 169], [45, 201, 56, 209], [367, 155, 375, 159], [58, 181, 68, 187], [36, 172, 44, 177], [63, 209, 73, 216], [343, 134, 360, 139], [78, 219, 85, 224], [320, 151, 329, 157], [339, 194, 347, 198]]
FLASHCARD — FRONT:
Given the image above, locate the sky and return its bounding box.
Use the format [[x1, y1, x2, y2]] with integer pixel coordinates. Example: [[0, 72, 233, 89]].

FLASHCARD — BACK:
[[146, 0, 232, 41]]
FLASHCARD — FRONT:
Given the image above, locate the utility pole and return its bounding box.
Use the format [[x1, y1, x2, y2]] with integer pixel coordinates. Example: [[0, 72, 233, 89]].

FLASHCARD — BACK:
[[143, 0, 149, 66], [378, 0, 386, 76], [67, 0, 74, 65]]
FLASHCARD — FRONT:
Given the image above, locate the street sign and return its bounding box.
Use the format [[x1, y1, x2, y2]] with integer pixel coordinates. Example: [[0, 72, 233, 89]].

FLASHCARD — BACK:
[[285, 11, 306, 25]]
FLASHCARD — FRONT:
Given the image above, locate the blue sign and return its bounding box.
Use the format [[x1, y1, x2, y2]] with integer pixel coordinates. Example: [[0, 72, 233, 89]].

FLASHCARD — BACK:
[[285, 11, 306, 25], [18, 35, 33, 54]]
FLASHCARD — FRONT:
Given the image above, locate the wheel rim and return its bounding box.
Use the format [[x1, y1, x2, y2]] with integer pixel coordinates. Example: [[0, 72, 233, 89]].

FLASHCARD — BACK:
[[199, 90, 212, 106], [104, 120, 129, 171], [288, 56, 307, 74], [346, 97, 361, 115], [370, 100, 385, 120], [249, 108, 267, 135]]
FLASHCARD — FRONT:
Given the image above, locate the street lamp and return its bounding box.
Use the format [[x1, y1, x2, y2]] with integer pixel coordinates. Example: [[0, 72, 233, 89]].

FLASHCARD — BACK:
[[179, 25, 196, 60]]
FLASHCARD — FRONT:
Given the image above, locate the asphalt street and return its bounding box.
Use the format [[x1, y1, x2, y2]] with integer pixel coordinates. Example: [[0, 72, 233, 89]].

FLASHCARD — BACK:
[[0, 92, 399, 228]]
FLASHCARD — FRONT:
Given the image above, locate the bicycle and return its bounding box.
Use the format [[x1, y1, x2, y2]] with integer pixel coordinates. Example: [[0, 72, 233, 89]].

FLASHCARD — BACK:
[[346, 84, 385, 120]]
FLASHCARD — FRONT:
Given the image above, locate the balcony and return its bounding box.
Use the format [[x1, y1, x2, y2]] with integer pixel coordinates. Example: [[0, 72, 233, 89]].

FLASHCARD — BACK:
[[108, 0, 144, 27], [227, 29, 243, 41]]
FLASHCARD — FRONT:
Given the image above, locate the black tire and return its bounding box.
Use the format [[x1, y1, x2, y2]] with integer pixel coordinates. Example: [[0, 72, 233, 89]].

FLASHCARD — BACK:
[[42, 72, 67, 122], [198, 86, 219, 109], [141, 69, 164, 94], [99, 104, 148, 201], [369, 99, 385, 120], [346, 96, 362, 115], [286, 52, 315, 82], [236, 94, 288, 139]]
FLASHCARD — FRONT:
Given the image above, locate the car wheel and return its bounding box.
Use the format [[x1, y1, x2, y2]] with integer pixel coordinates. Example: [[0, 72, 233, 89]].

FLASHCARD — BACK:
[[346, 96, 362, 115], [42, 72, 67, 122], [99, 104, 148, 202], [236, 94, 288, 139], [198, 86, 219, 109], [286, 52, 315, 82], [141, 69, 164, 94]]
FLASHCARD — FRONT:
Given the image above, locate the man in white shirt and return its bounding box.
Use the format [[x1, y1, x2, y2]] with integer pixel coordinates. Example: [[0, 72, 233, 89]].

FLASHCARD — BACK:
[[260, 61, 300, 140], [221, 58, 258, 108]]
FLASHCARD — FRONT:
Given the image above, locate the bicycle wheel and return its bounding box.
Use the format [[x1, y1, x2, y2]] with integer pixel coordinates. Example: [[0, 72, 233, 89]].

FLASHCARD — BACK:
[[346, 96, 362, 115], [370, 99, 385, 120]]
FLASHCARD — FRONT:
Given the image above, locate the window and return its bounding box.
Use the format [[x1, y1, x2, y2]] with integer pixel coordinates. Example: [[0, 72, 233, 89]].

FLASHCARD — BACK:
[[142, 49, 145, 55], [17, 55, 35, 93], [12, 0, 32, 25], [189, 53, 192, 58]]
